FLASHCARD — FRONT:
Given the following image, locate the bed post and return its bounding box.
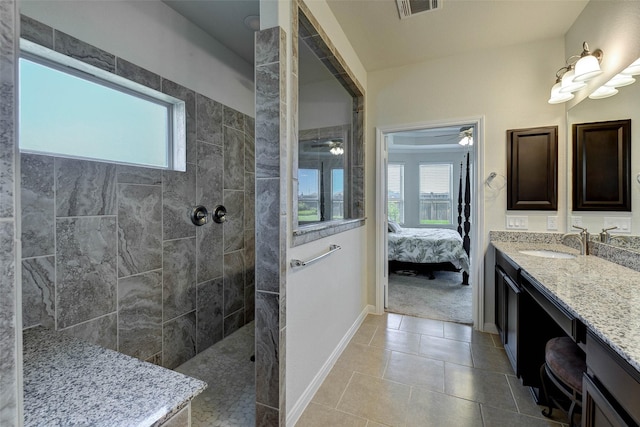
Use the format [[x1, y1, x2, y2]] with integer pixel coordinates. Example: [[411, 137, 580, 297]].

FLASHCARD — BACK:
[[457, 162, 463, 237], [462, 153, 471, 285]]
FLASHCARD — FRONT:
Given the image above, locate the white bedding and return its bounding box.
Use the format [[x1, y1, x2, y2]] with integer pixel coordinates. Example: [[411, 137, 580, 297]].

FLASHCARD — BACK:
[[388, 227, 470, 273]]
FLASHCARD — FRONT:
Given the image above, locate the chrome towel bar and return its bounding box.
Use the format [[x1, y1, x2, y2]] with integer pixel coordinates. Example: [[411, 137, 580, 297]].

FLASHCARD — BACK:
[[290, 244, 341, 269]]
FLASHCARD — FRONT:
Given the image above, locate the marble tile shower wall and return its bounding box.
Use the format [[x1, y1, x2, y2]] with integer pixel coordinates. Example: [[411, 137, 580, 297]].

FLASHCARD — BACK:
[[19, 16, 256, 370]]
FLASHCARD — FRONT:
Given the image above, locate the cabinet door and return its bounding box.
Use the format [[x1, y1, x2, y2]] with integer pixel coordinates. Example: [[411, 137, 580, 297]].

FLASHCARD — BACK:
[[495, 266, 506, 340], [583, 374, 631, 427], [504, 272, 520, 376]]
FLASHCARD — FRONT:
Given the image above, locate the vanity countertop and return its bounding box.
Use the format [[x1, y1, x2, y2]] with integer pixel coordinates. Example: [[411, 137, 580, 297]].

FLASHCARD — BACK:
[[492, 241, 640, 373], [23, 327, 207, 426]]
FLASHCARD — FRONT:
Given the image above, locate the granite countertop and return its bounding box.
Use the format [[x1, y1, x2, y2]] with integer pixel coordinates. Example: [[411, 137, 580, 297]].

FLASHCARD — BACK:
[[492, 241, 640, 373], [23, 327, 207, 426]]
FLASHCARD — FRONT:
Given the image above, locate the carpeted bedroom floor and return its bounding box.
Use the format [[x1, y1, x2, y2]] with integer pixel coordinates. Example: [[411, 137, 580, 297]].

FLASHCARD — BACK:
[[387, 270, 472, 324]]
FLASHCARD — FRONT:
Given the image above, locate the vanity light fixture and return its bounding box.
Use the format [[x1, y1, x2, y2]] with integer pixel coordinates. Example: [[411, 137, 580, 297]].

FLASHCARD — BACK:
[[559, 67, 586, 94], [547, 41, 603, 104], [458, 127, 473, 146], [548, 75, 575, 104], [604, 73, 636, 88], [588, 85, 618, 100], [329, 140, 344, 155], [621, 57, 640, 76], [573, 42, 603, 82]]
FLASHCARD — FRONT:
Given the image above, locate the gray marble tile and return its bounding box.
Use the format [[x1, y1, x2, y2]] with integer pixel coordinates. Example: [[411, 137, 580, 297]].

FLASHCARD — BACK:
[[21, 154, 54, 258], [0, 108, 14, 219], [196, 94, 223, 145], [223, 190, 245, 253], [115, 58, 161, 91], [54, 30, 115, 73], [255, 178, 280, 293], [224, 126, 245, 190], [162, 79, 196, 164], [61, 313, 117, 351], [244, 284, 255, 324], [255, 291, 280, 409], [56, 217, 117, 329], [223, 106, 244, 131], [245, 132, 255, 174], [118, 270, 162, 360], [116, 164, 162, 185], [117, 184, 162, 277], [163, 312, 196, 369], [196, 277, 223, 353], [22, 256, 55, 329], [163, 165, 196, 241], [256, 403, 279, 427], [352, 165, 365, 218], [55, 158, 117, 217], [0, 222, 17, 425], [255, 62, 281, 179], [224, 251, 245, 316], [223, 309, 244, 337], [244, 115, 255, 138], [255, 27, 283, 67], [244, 228, 255, 289], [163, 238, 196, 321], [196, 219, 223, 285], [245, 172, 255, 230], [20, 15, 53, 49], [196, 141, 223, 209]]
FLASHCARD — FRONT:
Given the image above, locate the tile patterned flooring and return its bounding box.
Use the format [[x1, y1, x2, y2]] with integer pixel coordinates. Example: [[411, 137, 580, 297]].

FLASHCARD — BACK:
[[296, 313, 569, 427]]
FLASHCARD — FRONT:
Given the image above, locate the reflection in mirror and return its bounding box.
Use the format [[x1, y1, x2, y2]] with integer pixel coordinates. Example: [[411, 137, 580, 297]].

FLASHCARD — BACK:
[[295, 3, 364, 237], [567, 58, 640, 252]]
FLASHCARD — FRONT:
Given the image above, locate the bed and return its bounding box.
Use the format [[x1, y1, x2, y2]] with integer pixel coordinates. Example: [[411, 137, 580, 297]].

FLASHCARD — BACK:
[[387, 153, 472, 285]]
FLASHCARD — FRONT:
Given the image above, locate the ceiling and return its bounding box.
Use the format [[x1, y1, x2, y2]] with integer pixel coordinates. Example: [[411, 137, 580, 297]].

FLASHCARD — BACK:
[[388, 126, 471, 151], [164, 0, 588, 72]]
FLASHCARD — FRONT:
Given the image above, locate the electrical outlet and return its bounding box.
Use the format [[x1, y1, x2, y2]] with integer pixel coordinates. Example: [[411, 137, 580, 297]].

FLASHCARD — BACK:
[[547, 216, 558, 231], [603, 217, 632, 233], [506, 215, 528, 230], [571, 216, 583, 228]]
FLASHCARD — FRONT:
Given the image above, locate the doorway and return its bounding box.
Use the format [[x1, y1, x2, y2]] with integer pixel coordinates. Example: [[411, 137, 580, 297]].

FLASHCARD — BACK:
[[375, 119, 485, 327]]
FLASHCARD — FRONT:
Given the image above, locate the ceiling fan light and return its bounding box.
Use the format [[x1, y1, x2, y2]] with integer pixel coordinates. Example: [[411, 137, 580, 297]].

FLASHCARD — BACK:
[[573, 54, 603, 82], [588, 85, 618, 99], [548, 82, 574, 104], [621, 58, 640, 76], [604, 73, 636, 88], [559, 69, 586, 93]]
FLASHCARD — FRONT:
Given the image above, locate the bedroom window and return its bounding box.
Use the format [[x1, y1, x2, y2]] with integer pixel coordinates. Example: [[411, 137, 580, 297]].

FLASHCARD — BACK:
[[387, 163, 405, 224], [419, 163, 453, 225], [332, 168, 344, 219], [298, 168, 320, 222]]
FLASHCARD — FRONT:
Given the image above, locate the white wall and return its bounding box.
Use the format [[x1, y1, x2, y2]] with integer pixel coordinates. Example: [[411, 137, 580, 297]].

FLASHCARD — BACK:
[[19, 1, 255, 116], [367, 38, 568, 327], [299, 79, 352, 130]]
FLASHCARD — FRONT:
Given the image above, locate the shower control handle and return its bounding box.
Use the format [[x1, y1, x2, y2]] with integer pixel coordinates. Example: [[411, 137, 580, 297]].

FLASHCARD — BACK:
[[213, 205, 227, 224], [190, 205, 209, 226]]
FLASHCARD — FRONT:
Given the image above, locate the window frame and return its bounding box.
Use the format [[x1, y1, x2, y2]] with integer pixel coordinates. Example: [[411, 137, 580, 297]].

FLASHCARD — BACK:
[[418, 162, 454, 226], [19, 39, 186, 171], [387, 162, 405, 224], [298, 168, 321, 223]]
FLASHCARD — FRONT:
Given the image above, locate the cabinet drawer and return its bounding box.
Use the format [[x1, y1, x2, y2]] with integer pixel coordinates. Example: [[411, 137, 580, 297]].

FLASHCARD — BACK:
[[520, 271, 575, 339], [496, 249, 519, 281], [587, 330, 640, 425]]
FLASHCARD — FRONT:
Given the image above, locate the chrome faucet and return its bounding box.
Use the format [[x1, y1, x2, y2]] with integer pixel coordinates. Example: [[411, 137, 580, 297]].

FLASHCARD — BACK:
[[562, 225, 589, 255], [599, 226, 618, 243]]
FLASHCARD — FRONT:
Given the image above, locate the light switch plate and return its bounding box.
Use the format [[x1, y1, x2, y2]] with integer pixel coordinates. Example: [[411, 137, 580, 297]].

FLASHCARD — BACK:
[[547, 216, 558, 231], [506, 215, 528, 230], [603, 217, 632, 234]]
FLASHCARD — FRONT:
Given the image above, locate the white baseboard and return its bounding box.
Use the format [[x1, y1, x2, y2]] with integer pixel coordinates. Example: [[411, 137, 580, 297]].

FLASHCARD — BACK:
[[286, 304, 375, 426]]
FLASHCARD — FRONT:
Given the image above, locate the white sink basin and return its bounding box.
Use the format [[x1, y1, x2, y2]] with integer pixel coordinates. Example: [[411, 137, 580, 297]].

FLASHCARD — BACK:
[[518, 250, 576, 259]]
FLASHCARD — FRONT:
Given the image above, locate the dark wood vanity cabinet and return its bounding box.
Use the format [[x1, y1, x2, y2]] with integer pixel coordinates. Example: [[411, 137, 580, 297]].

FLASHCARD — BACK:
[[495, 250, 521, 375]]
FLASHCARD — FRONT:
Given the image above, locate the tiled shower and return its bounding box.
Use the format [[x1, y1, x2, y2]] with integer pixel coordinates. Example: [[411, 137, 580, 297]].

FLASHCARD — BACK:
[[20, 16, 256, 370]]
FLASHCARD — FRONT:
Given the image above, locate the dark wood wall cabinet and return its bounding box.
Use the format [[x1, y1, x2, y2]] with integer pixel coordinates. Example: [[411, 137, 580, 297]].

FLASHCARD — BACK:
[[507, 126, 558, 210], [572, 119, 631, 211], [494, 247, 640, 426]]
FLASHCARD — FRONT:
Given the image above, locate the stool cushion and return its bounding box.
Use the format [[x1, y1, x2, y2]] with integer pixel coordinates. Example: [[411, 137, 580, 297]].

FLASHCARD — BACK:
[[545, 337, 586, 392]]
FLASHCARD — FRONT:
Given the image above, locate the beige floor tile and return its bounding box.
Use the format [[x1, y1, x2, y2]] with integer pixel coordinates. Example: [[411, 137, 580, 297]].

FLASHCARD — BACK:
[[337, 373, 411, 427], [311, 365, 354, 408], [491, 333, 504, 348], [352, 323, 378, 345], [444, 363, 517, 412], [334, 342, 391, 378], [370, 328, 421, 354], [443, 321, 473, 342], [506, 375, 569, 424], [366, 421, 392, 427], [363, 313, 402, 330], [471, 343, 513, 374], [383, 351, 444, 392], [405, 387, 483, 427], [296, 403, 368, 427], [481, 405, 565, 427], [398, 316, 444, 337], [419, 335, 473, 367]]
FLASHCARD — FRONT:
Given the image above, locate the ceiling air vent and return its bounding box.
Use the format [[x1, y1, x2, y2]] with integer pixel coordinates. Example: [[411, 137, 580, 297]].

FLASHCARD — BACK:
[[396, 0, 441, 19]]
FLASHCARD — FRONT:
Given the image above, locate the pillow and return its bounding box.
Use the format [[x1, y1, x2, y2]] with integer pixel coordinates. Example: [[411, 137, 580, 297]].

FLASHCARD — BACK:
[[388, 220, 402, 233]]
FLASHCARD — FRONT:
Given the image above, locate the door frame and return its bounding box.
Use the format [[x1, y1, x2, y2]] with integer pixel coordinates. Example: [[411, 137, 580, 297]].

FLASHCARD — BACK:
[[375, 117, 486, 330]]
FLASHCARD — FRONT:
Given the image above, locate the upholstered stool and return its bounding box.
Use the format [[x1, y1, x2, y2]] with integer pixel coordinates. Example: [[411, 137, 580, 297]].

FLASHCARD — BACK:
[[540, 337, 587, 427]]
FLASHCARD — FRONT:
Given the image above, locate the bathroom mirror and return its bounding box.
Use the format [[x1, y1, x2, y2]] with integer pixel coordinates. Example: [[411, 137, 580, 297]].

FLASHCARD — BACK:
[[566, 59, 640, 251], [293, 2, 365, 245]]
